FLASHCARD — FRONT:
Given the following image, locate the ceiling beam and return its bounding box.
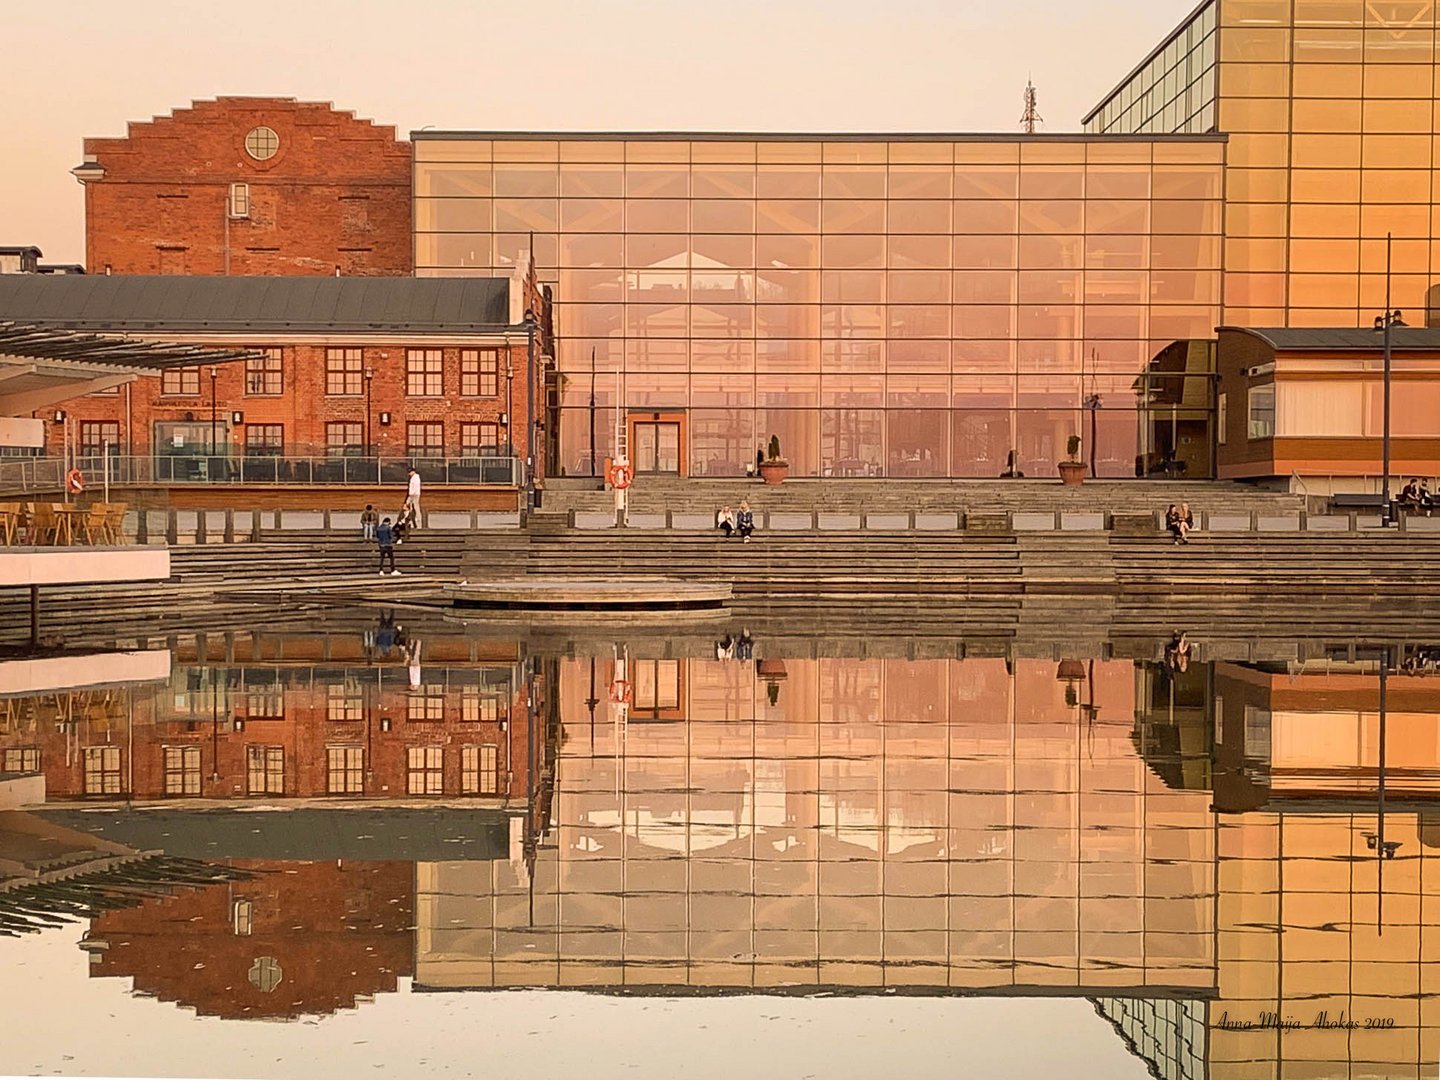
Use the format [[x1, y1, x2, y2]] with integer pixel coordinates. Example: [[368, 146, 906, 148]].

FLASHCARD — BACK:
[[0, 373, 136, 416]]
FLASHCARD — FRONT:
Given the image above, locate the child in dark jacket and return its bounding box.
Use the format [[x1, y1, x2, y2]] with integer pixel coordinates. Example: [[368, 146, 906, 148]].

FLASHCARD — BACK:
[[376, 518, 398, 575]]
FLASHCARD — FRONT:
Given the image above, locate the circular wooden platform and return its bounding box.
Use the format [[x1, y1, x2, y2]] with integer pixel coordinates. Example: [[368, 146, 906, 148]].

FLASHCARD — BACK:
[[443, 577, 732, 610]]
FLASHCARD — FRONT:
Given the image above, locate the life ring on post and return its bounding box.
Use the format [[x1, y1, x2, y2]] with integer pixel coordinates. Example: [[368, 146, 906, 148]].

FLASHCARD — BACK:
[[608, 462, 633, 490], [609, 679, 632, 705], [65, 468, 85, 495]]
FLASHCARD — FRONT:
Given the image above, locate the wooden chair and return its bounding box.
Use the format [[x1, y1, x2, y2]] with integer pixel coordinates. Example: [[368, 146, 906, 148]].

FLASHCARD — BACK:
[[81, 504, 109, 545], [104, 502, 128, 544], [26, 503, 58, 545]]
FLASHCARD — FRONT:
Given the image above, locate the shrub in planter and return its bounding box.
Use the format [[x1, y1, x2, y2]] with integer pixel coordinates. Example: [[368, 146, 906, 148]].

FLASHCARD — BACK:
[[758, 434, 789, 485]]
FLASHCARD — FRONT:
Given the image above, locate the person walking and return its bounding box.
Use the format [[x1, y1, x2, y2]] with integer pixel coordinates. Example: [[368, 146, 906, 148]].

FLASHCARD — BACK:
[[716, 504, 735, 538], [404, 467, 422, 527], [376, 516, 399, 575], [360, 503, 379, 541], [736, 500, 755, 543]]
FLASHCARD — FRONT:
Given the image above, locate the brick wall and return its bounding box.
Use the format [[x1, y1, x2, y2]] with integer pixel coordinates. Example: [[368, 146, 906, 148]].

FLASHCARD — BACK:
[[47, 338, 534, 461], [82, 98, 411, 276]]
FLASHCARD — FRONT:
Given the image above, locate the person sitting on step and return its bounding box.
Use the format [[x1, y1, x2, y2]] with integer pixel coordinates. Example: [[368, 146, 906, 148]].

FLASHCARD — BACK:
[[716, 504, 735, 538], [1165, 503, 1189, 545], [736, 500, 756, 543]]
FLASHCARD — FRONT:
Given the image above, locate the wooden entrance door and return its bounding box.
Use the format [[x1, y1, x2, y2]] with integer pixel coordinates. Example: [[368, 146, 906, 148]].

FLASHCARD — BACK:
[[629, 412, 686, 475]]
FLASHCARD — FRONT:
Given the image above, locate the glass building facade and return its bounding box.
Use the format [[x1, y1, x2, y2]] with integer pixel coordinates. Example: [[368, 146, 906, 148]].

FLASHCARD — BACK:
[[414, 136, 1224, 478], [1089, 0, 1440, 331]]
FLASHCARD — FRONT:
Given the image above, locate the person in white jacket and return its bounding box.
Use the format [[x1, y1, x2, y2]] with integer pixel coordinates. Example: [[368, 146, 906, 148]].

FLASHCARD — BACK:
[[404, 467, 422, 527]]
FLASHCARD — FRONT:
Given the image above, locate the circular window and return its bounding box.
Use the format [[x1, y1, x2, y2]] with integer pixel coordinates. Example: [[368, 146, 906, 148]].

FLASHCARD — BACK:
[[244, 126, 280, 161], [248, 956, 283, 993]]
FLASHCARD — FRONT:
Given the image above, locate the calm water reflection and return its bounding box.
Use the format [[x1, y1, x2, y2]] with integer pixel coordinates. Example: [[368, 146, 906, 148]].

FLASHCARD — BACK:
[[1, 621, 1435, 1078]]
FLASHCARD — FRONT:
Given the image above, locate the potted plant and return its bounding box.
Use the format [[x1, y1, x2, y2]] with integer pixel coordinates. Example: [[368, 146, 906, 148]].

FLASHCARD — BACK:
[[758, 434, 789, 485], [1058, 434, 1086, 486]]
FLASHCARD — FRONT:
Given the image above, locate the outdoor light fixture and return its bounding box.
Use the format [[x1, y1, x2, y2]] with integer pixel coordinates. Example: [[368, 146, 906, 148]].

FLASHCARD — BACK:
[[379, 411, 392, 426], [380, 716, 392, 732], [233, 718, 245, 732], [231, 411, 244, 425], [52, 410, 65, 423], [499, 412, 508, 427]]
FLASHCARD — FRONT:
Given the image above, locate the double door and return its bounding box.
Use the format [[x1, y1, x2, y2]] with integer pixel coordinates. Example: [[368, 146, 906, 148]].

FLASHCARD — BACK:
[[631, 419, 682, 474]]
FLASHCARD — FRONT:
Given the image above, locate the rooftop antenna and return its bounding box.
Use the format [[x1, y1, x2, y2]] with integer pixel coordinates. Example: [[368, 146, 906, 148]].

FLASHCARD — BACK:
[[1021, 78, 1043, 134]]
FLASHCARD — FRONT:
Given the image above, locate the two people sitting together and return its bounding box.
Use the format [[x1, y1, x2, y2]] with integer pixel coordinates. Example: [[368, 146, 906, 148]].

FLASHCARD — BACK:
[[1165, 502, 1195, 545], [715, 501, 755, 542]]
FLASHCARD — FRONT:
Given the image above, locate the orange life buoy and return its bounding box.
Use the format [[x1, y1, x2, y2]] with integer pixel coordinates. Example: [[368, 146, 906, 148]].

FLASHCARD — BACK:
[[609, 680, 632, 704], [65, 468, 85, 494], [608, 462, 633, 490]]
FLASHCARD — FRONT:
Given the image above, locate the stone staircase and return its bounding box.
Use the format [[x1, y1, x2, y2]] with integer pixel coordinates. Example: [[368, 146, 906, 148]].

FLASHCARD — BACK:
[[539, 477, 1305, 518]]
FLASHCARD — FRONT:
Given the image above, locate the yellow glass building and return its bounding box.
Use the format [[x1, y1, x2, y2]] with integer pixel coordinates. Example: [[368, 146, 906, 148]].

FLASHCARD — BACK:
[[413, 0, 1440, 480]]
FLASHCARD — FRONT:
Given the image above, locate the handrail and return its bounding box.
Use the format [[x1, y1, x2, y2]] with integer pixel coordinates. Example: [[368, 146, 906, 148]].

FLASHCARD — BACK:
[[0, 453, 522, 492]]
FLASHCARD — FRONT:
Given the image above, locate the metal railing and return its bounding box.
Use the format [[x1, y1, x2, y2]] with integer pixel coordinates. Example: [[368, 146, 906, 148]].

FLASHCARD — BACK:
[[0, 453, 523, 492]]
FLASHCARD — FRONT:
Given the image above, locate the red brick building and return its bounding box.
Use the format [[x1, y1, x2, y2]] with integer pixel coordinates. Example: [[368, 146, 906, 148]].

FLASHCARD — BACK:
[[0, 272, 550, 475], [74, 98, 412, 278]]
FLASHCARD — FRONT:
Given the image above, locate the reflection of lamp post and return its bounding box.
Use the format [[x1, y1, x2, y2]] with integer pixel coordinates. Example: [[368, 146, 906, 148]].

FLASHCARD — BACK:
[[1373, 236, 1405, 526], [1084, 392, 1101, 479], [210, 674, 221, 785], [363, 367, 375, 457]]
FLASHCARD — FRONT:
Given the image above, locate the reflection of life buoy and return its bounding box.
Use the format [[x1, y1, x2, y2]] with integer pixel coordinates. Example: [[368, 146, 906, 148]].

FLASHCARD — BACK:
[[609, 680, 632, 704], [608, 462, 633, 490], [65, 468, 85, 494]]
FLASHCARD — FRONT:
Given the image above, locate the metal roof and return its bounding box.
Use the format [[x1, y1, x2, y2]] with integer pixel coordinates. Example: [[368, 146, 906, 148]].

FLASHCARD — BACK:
[[0, 274, 514, 334], [0, 322, 263, 369], [1220, 326, 1440, 352], [412, 129, 1227, 144]]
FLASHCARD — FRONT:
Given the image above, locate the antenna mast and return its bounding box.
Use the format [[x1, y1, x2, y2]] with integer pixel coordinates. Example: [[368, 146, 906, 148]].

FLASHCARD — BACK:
[[1020, 79, 1043, 134]]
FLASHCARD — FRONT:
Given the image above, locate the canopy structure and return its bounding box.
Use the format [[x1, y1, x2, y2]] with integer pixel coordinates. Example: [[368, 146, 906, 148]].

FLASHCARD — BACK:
[[0, 321, 264, 445]]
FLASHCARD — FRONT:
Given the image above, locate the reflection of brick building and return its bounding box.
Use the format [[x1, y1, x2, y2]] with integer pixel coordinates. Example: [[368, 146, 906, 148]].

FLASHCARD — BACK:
[[75, 98, 411, 278], [0, 631, 538, 805], [85, 859, 413, 1019]]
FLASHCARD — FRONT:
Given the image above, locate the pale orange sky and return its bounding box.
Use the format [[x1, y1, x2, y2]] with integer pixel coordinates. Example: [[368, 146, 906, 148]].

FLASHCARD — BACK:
[[2, 0, 1196, 266]]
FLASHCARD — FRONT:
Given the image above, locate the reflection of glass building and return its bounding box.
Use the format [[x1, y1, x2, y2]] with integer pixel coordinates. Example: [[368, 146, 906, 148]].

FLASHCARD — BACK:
[[412, 0, 1440, 480]]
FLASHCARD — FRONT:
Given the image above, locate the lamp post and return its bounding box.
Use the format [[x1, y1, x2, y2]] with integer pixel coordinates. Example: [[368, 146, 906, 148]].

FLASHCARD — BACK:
[[505, 356, 515, 457], [209, 367, 219, 478], [1373, 233, 1405, 525], [364, 368, 374, 456], [524, 311, 538, 511]]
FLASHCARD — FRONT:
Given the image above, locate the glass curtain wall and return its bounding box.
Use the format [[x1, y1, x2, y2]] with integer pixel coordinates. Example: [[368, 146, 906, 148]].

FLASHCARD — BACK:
[[415, 136, 1223, 478], [1085, 1, 1219, 135], [1091, 0, 1440, 332]]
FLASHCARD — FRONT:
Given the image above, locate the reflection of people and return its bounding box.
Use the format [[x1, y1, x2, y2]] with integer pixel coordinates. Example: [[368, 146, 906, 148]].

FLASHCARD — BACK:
[[715, 634, 736, 660], [1164, 630, 1191, 672], [406, 639, 423, 690], [376, 611, 398, 656], [735, 629, 754, 661]]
